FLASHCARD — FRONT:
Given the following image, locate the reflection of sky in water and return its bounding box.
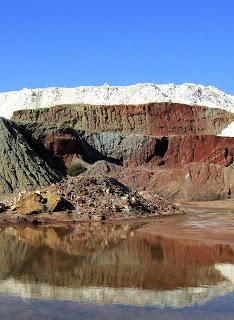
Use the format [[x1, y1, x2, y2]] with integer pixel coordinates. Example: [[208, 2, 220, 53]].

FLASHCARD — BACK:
[[0, 224, 234, 318], [0, 293, 234, 320]]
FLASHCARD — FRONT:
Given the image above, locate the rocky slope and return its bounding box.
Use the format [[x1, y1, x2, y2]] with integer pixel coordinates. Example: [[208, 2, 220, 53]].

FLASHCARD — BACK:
[[0, 117, 62, 193], [119, 163, 234, 201], [1, 83, 234, 119]]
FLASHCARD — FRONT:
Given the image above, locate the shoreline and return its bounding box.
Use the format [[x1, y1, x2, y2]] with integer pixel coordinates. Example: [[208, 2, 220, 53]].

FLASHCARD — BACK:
[[0, 198, 233, 245]]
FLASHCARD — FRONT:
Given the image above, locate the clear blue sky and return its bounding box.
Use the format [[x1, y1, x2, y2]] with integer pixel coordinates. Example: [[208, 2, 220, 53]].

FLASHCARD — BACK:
[[1, 0, 234, 93]]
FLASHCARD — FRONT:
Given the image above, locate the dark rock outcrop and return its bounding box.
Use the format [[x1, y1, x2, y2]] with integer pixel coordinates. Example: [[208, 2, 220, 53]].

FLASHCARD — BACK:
[[84, 160, 122, 177], [0, 117, 62, 193], [20, 125, 150, 166]]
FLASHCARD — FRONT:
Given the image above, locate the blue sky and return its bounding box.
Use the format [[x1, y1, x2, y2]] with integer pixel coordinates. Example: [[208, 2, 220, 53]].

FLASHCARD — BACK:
[[0, 0, 234, 93]]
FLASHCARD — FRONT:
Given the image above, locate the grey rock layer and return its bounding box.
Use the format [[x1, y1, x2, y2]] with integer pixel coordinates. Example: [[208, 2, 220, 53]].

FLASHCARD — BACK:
[[0, 117, 60, 193]]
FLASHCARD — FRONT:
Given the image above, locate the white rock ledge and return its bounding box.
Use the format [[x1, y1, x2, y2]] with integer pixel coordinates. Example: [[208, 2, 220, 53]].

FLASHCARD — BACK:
[[1, 83, 234, 117], [1, 83, 234, 136]]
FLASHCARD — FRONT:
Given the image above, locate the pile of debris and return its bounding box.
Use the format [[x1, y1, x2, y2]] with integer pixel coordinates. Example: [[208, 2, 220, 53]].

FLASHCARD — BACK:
[[0, 175, 182, 221], [47, 175, 181, 219]]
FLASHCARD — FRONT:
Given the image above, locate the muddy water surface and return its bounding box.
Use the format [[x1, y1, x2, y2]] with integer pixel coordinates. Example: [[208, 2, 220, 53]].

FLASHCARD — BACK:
[[0, 212, 234, 319]]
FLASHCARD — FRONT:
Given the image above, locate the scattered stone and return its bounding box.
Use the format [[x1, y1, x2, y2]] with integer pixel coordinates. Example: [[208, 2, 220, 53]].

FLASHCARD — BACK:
[[92, 215, 106, 221], [47, 193, 63, 212]]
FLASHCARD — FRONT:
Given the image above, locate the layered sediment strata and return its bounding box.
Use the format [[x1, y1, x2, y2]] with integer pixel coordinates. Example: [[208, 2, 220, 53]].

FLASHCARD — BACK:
[[10, 101, 234, 200], [12, 103, 234, 136], [119, 163, 234, 201]]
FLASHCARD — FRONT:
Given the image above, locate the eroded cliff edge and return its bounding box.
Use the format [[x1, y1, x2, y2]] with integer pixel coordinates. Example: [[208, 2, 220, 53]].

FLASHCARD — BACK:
[[12, 102, 234, 136]]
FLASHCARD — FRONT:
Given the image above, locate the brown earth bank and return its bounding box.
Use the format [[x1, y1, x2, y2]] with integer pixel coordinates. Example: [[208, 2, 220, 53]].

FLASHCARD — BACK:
[[119, 162, 234, 201]]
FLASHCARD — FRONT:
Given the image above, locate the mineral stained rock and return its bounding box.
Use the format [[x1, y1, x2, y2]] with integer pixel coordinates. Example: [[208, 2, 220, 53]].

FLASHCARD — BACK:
[[119, 163, 234, 201], [12, 102, 234, 136], [8, 101, 234, 201]]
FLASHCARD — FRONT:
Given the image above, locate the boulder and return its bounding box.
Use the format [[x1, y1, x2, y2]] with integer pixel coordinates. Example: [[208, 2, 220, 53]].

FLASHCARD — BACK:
[[46, 192, 73, 212], [84, 161, 122, 177], [15, 193, 46, 215], [14, 191, 73, 215]]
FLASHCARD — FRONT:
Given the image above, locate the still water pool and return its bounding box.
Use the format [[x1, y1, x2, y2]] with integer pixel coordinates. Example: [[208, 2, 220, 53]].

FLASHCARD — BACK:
[[0, 216, 234, 319]]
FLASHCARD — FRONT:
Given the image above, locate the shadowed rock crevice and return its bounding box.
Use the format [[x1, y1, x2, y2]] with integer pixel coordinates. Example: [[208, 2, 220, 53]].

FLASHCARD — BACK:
[[17, 124, 67, 177]]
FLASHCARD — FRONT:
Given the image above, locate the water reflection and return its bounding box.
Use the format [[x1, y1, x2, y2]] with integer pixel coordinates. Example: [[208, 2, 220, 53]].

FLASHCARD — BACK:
[[0, 223, 234, 308]]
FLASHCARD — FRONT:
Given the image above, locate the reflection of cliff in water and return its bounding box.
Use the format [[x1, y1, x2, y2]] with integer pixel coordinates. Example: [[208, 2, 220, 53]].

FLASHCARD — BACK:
[[0, 224, 234, 307]]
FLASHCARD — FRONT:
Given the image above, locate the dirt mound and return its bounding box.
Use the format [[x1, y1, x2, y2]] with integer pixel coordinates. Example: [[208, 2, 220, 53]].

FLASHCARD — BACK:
[[47, 175, 181, 218]]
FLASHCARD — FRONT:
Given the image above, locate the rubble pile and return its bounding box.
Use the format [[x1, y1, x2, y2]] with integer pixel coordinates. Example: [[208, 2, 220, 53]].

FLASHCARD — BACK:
[[0, 175, 182, 223], [48, 175, 181, 219]]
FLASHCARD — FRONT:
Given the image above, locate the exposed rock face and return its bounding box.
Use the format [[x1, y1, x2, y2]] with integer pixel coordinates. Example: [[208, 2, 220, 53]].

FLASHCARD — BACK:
[[24, 126, 150, 166], [118, 135, 234, 200], [43, 132, 81, 156], [124, 135, 234, 168], [7, 97, 234, 201], [0, 117, 62, 193], [31, 129, 234, 200], [12, 103, 234, 136], [32, 129, 234, 169], [11, 107, 234, 200]]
